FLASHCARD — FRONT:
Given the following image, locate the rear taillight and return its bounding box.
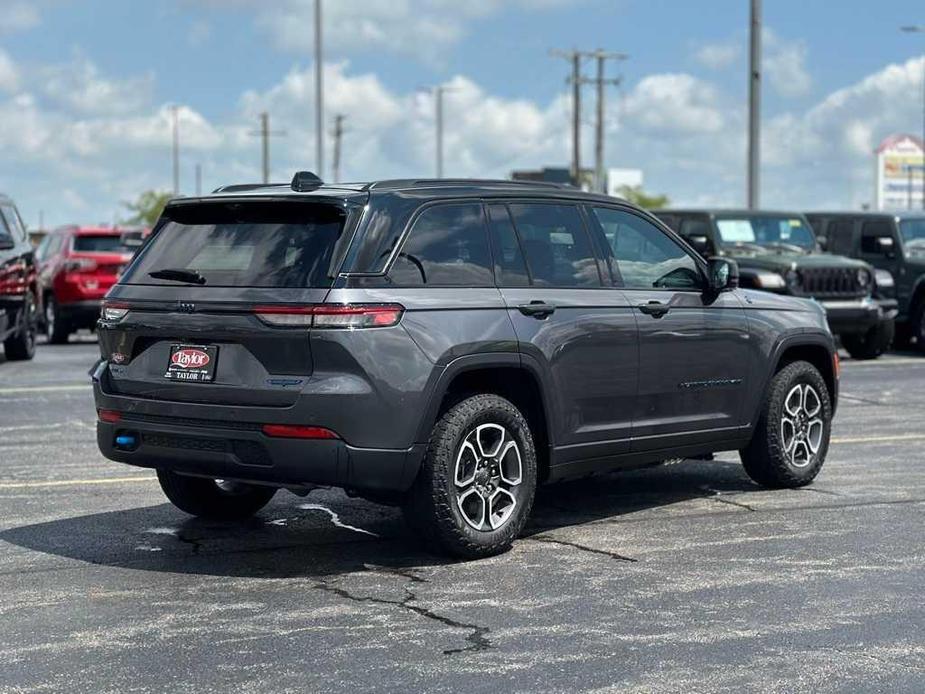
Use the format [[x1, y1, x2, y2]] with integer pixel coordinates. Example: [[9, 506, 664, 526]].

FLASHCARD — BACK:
[[98, 409, 122, 423], [261, 424, 340, 439], [101, 302, 129, 321], [64, 258, 98, 273], [254, 304, 404, 329]]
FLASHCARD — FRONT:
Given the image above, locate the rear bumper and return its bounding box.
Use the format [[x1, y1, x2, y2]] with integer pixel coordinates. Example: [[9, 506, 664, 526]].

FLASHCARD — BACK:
[[92, 374, 424, 493], [820, 297, 897, 336]]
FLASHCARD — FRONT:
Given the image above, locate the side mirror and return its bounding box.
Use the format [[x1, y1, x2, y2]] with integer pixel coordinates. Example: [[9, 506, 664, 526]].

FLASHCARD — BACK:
[[707, 257, 738, 292], [685, 234, 711, 256]]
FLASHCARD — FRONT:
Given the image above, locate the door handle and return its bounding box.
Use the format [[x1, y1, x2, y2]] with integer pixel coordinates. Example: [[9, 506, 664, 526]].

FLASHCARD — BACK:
[[518, 301, 556, 319], [637, 301, 670, 318]]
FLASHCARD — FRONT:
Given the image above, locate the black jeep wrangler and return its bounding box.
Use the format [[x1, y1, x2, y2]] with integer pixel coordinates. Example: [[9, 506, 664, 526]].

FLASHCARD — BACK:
[[655, 209, 896, 360], [0, 193, 38, 362], [806, 212, 925, 351], [93, 175, 839, 558]]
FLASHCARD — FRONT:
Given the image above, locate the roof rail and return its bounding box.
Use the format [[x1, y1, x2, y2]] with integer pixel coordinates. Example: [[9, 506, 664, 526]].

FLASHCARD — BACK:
[[211, 183, 289, 194], [366, 178, 573, 191]]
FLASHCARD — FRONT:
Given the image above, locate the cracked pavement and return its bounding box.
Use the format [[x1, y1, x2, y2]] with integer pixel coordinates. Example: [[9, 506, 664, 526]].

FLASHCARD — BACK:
[[1, 340, 924, 692]]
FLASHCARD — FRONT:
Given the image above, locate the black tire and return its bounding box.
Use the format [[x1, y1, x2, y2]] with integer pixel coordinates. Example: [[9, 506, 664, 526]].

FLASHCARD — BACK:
[[740, 360, 832, 488], [402, 394, 537, 559], [842, 320, 893, 360], [44, 295, 70, 345], [3, 290, 37, 361], [156, 470, 277, 520]]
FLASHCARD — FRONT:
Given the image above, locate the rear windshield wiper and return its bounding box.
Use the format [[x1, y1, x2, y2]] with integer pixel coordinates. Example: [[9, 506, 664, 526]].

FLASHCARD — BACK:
[[147, 268, 206, 285]]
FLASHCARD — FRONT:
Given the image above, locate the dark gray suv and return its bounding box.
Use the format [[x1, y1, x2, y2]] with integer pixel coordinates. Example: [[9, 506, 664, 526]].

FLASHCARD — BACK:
[[93, 174, 839, 558]]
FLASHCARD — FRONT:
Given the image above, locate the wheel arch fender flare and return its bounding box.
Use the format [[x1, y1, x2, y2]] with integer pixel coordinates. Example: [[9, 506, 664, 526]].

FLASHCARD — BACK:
[[757, 331, 838, 423], [414, 352, 558, 448]]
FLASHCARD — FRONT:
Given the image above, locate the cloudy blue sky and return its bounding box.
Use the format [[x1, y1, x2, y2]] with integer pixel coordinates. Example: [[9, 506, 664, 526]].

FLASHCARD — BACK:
[[0, 0, 923, 227]]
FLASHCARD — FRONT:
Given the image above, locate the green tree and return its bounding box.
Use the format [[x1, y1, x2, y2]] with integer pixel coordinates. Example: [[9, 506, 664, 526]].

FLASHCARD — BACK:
[[122, 190, 173, 226], [617, 185, 670, 210]]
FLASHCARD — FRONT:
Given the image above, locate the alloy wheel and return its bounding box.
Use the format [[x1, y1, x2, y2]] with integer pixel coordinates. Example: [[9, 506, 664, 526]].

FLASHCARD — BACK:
[[454, 423, 523, 531], [780, 383, 824, 468]]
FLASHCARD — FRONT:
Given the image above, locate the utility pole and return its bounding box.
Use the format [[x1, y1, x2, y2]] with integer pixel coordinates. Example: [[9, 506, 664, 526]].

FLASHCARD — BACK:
[[331, 114, 347, 183], [551, 50, 584, 186], [170, 105, 180, 195], [584, 50, 627, 194], [553, 49, 626, 191], [248, 113, 286, 184], [747, 0, 762, 209], [195, 163, 202, 196], [315, 0, 324, 179], [901, 25, 925, 209]]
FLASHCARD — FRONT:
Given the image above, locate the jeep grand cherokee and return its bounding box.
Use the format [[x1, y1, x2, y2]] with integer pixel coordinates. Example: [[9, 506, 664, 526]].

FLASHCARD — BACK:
[[92, 174, 839, 558]]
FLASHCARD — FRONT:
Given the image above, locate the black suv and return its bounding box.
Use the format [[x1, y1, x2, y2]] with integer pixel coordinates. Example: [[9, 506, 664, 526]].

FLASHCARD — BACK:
[[654, 209, 896, 360], [806, 212, 925, 351], [0, 194, 38, 361], [93, 175, 838, 558]]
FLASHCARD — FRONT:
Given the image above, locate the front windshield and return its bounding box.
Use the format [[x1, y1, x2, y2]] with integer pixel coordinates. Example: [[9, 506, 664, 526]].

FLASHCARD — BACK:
[[899, 219, 925, 256], [714, 216, 816, 251]]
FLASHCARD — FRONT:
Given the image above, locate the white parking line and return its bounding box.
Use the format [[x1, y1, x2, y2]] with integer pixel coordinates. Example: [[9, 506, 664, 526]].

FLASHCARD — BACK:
[[831, 434, 925, 444], [0, 384, 90, 395], [841, 358, 925, 368], [0, 476, 156, 489]]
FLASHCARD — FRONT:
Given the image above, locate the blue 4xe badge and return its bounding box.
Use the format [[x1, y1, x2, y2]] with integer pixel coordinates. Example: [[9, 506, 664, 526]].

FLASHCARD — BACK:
[[266, 378, 304, 388]]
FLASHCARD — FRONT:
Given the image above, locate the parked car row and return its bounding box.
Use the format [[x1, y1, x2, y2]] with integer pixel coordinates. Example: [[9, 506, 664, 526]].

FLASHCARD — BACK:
[[2, 185, 925, 365], [654, 208, 925, 360]]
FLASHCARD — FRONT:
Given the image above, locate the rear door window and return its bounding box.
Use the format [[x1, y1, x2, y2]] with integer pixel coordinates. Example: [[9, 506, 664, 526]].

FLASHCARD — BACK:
[[388, 203, 492, 286], [827, 219, 856, 255], [125, 202, 348, 288], [508, 203, 601, 287], [486, 204, 530, 286]]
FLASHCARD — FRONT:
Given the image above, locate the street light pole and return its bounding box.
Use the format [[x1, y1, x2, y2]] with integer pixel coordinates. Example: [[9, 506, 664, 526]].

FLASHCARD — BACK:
[[748, 0, 762, 209], [901, 25, 925, 210], [315, 0, 324, 180], [170, 105, 180, 196]]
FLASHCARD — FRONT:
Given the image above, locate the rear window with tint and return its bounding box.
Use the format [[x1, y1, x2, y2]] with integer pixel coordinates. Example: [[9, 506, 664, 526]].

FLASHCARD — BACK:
[[73, 235, 130, 253], [124, 202, 348, 288]]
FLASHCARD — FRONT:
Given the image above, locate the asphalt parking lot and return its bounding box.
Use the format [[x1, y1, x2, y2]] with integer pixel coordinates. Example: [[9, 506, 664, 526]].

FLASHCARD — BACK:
[[1, 339, 924, 693]]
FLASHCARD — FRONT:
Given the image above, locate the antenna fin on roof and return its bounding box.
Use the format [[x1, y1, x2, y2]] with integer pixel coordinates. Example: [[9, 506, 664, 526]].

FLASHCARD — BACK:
[[291, 171, 324, 192]]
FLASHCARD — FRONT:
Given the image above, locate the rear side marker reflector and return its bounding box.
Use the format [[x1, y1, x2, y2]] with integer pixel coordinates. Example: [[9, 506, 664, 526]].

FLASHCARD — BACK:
[[101, 302, 129, 321], [254, 304, 404, 329], [261, 424, 340, 440], [98, 409, 122, 423]]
